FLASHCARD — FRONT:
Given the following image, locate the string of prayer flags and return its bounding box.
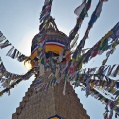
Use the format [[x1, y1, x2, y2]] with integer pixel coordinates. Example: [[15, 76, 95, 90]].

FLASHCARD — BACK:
[[77, 22, 119, 67], [82, 64, 119, 78], [6, 47, 27, 61], [0, 40, 11, 49], [0, 56, 39, 95], [69, 0, 92, 42], [88, 0, 108, 29], [0, 31, 11, 49], [69, 68, 119, 100], [40, 0, 53, 22], [0, 68, 36, 96], [60, 0, 92, 63], [73, 0, 108, 61], [89, 88, 115, 119], [84, 87, 119, 118], [0, 31, 28, 62], [73, 0, 108, 58]]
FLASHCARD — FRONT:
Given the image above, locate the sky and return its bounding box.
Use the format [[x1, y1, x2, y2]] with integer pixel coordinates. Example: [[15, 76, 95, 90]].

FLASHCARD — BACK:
[[0, 0, 119, 119]]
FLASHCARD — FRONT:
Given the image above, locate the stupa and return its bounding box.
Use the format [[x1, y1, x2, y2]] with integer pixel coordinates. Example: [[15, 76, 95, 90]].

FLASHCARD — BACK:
[[12, 16, 90, 119]]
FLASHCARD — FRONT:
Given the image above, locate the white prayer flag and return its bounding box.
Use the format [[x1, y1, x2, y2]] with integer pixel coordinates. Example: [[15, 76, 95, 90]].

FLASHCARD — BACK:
[[74, 2, 86, 16]]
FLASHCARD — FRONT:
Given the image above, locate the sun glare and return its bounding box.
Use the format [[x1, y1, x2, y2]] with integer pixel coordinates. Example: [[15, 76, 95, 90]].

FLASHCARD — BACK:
[[20, 30, 38, 56], [24, 60, 32, 70]]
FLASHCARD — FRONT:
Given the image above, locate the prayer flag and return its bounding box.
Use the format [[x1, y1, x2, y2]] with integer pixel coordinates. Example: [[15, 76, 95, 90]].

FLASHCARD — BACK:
[[74, 1, 86, 16]]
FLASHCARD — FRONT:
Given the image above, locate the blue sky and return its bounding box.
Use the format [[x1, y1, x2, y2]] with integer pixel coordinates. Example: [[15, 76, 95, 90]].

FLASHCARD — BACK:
[[0, 0, 119, 119]]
